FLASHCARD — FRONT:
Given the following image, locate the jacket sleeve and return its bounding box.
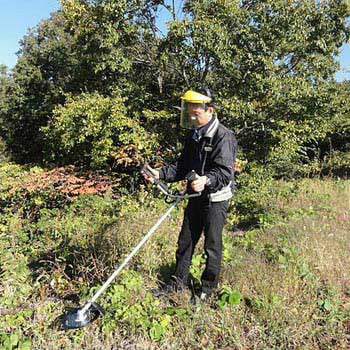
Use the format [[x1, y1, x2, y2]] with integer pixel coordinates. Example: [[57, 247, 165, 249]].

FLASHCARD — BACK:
[[204, 131, 237, 192], [158, 140, 189, 183]]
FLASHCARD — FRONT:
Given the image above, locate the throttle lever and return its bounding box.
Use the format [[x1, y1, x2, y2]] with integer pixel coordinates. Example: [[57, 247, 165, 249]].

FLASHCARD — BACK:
[[143, 164, 169, 195]]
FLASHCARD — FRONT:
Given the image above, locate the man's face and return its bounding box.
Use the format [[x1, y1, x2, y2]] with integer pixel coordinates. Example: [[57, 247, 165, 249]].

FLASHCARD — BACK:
[[188, 103, 213, 127]]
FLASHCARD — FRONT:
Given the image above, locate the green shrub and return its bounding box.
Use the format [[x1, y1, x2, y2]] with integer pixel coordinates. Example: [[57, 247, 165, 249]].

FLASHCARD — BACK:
[[42, 91, 157, 169], [321, 150, 350, 177], [233, 163, 299, 227]]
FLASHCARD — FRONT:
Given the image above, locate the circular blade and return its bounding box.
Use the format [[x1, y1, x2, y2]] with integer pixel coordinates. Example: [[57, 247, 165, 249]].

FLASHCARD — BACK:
[[60, 303, 104, 330]]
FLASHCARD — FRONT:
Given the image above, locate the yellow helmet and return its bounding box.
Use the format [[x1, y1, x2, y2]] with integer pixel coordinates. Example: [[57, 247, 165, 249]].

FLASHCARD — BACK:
[[180, 89, 213, 129], [180, 90, 212, 104]]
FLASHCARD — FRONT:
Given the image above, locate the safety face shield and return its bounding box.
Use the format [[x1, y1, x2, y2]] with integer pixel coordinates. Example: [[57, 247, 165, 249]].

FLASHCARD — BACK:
[[180, 101, 208, 129]]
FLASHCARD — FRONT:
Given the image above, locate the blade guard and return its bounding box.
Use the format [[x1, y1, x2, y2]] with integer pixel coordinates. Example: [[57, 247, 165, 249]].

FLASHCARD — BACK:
[[60, 302, 105, 330]]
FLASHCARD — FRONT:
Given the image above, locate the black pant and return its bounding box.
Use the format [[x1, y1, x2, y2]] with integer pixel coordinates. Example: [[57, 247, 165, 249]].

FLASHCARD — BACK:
[[173, 196, 229, 292]]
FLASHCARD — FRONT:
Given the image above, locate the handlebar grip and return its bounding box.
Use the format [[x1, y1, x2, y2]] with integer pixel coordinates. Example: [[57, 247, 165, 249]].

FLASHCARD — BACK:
[[142, 164, 170, 194], [186, 170, 200, 182], [143, 164, 155, 179], [184, 170, 202, 197]]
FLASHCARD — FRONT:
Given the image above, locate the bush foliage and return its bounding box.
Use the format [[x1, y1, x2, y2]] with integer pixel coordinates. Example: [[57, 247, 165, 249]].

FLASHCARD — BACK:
[[0, 0, 349, 176], [43, 91, 157, 169]]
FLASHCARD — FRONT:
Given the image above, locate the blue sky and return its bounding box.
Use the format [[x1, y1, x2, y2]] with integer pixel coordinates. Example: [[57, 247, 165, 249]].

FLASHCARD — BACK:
[[0, 0, 349, 81], [0, 0, 60, 68]]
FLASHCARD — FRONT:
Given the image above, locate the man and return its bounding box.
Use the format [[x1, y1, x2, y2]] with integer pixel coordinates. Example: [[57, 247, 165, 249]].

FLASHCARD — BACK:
[[142, 87, 237, 300]]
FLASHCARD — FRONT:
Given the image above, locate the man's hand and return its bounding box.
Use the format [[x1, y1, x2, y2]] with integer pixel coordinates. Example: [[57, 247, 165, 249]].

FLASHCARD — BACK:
[[191, 176, 208, 192], [141, 165, 160, 183]]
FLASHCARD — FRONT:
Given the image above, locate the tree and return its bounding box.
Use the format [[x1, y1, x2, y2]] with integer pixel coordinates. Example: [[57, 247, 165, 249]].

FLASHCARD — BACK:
[[0, 65, 11, 136], [158, 0, 350, 175], [2, 0, 350, 176], [4, 11, 77, 162], [3, 0, 163, 163]]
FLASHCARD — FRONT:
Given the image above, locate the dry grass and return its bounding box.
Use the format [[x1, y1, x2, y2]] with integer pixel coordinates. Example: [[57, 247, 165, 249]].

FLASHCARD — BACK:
[[2, 178, 350, 349]]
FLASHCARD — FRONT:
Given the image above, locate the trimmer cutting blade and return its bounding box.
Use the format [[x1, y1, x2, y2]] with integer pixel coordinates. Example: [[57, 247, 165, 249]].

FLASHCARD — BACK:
[[60, 302, 105, 330]]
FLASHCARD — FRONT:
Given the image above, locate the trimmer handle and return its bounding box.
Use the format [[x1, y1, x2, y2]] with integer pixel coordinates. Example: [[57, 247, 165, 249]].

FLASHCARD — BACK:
[[142, 164, 201, 200], [143, 164, 156, 179], [184, 170, 202, 197], [143, 164, 169, 194], [185, 170, 200, 183]]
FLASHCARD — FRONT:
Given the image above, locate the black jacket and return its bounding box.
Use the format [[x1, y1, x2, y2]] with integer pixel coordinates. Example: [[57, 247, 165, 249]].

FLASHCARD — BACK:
[[159, 117, 237, 194]]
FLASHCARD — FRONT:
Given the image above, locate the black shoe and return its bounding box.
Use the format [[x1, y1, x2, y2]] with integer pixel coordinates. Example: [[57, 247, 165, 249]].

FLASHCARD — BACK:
[[199, 292, 210, 302], [199, 287, 215, 302], [189, 286, 215, 306], [151, 282, 186, 297], [151, 284, 176, 297]]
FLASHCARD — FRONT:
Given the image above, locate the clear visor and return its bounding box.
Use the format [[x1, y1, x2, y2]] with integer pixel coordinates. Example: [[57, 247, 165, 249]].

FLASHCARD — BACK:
[[180, 101, 207, 129]]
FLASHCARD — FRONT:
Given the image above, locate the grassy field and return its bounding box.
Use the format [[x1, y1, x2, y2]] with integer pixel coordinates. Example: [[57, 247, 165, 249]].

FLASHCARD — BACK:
[[0, 163, 349, 349]]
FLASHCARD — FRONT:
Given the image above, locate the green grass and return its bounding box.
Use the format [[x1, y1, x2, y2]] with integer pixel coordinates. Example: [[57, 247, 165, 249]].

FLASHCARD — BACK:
[[0, 163, 349, 349]]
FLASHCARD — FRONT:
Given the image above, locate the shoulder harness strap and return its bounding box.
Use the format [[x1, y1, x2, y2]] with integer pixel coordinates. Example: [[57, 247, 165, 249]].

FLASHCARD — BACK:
[[201, 117, 220, 175]]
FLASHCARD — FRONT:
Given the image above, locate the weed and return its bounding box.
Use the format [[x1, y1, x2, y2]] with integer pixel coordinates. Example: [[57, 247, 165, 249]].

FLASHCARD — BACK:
[[1, 164, 350, 349], [217, 287, 242, 310]]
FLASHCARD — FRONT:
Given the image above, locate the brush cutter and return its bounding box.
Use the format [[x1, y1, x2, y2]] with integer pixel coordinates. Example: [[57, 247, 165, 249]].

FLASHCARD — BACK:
[[60, 166, 200, 330]]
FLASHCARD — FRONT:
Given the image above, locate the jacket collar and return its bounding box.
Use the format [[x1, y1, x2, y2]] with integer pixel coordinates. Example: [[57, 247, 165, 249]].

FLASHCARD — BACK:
[[204, 116, 219, 138], [192, 116, 219, 142]]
